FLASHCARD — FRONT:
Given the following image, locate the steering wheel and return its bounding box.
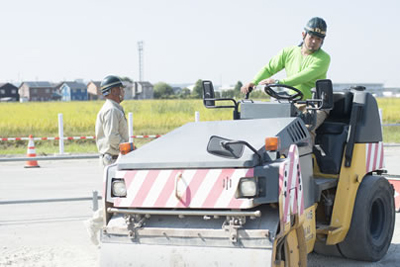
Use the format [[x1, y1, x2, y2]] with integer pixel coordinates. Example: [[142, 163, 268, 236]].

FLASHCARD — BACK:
[[263, 84, 304, 102]]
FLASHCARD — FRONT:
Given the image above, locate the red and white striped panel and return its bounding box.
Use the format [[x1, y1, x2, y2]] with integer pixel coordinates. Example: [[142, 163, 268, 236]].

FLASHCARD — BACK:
[[0, 135, 160, 141], [131, 135, 161, 139], [278, 144, 304, 225], [0, 136, 96, 141], [112, 168, 255, 209], [366, 142, 384, 173]]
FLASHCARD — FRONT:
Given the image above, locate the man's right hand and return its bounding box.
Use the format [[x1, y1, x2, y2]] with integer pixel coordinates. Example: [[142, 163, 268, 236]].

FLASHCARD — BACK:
[[241, 82, 255, 94], [259, 78, 276, 85]]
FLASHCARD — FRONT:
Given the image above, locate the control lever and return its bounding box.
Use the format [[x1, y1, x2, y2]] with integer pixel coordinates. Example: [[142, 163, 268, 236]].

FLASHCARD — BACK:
[[245, 87, 253, 99]]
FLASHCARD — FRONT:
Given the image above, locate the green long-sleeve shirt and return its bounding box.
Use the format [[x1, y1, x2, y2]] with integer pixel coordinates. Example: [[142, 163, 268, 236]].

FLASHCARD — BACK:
[[252, 45, 331, 100]]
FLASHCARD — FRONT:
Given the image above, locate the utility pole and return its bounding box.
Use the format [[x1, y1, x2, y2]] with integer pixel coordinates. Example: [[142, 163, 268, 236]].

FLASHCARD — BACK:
[[138, 41, 144, 81]]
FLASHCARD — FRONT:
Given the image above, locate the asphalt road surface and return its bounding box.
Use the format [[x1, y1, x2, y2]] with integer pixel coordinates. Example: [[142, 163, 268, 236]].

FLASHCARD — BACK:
[[0, 146, 400, 267]]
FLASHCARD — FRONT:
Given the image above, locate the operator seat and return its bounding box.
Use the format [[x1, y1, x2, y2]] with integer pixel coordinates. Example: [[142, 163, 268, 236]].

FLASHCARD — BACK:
[[314, 91, 353, 174]]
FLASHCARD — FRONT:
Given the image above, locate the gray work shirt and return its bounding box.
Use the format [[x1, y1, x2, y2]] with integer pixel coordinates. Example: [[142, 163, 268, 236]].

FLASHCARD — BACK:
[[95, 99, 129, 156]]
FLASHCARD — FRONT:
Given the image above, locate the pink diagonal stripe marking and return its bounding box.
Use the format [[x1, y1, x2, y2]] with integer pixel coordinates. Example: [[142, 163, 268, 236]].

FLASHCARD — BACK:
[[114, 171, 138, 206], [293, 145, 304, 215], [379, 142, 384, 169], [279, 160, 287, 222], [177, 169, 209, 208], [293, 152, 304, 215], [124, 170, 138, 190], [278, 162, 285, 192], [114, 170, 137, 206], [201, 169, 235, 208], [372, 143, 378, 172], [130, 170, 160, 207], [292, 151, 299, 215], [277, 161, 287, 225], [299, 171, 304, 215], [366, 143, 372, 172], [283, 147, 295, 223], [153, 170, 180, 207]]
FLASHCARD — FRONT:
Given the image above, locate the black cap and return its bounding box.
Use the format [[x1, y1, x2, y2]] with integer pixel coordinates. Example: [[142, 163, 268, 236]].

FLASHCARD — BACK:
[[100, 75, 123, 96], [304, 17, 327, 38]]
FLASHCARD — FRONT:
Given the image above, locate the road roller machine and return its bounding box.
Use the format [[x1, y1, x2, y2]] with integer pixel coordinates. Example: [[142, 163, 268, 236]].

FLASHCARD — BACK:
[[100, 79, 395, 266]]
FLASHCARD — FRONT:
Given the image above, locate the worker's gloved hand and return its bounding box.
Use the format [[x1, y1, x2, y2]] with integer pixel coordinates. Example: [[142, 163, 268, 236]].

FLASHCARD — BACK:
[[102, 153, 113, 166]]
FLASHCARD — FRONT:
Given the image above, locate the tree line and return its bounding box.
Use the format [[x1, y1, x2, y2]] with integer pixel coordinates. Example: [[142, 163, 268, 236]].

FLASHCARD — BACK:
[[153, 80, 266, 99]]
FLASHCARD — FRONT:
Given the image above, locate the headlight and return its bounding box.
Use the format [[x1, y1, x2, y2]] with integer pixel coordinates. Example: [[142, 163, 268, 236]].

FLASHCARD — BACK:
[[238, 177, 258, 198], [112, 179, 127, 197]]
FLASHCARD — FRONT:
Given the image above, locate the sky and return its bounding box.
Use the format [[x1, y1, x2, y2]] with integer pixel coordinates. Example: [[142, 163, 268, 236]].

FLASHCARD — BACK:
[[1, 0, 400, 87]]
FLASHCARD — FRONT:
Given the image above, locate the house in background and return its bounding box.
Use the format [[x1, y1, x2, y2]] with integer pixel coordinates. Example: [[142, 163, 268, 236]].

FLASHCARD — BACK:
[[87, 78, 153, 100], [0, 83, 19, 102], [122, 81, 134, 99], [133, 81, 153, 99], [18, 81, 57, 101], [60, 81, 88, 101], [87, 81, 104, 100]]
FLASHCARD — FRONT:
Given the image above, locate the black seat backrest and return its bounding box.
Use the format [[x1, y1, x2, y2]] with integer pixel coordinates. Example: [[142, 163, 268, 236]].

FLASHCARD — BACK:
[[314, 91, 353, 175], [326, 91, 353, 123]]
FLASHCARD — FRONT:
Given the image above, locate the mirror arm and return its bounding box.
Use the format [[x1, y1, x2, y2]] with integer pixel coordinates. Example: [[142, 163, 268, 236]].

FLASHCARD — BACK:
[[223, 140, 263, 163], [306, 109, 317, 131], [218, 98, 237, 106], [205, 105, 236, 109], [204, 98, 240, 120], [303, 99, 323, 110], [203, 98, 237, 109]]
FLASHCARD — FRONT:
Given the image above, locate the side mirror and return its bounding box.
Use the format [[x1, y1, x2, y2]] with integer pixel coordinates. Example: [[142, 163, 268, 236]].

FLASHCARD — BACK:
[[202, 80, 215, 108], [315, 79, 333, 110], [201, 80, 240, 119], [207, 136, 244, 159]]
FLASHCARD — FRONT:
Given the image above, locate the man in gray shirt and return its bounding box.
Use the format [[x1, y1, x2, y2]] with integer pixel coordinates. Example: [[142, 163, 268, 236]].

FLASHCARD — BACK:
[[95, 75, 129, 167], [85, 75, 129, 246]]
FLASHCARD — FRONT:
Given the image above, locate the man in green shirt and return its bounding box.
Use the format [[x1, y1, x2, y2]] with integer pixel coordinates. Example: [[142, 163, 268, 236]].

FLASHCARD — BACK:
[[241, 17, 330, 99], [242, 17, 330, 142]]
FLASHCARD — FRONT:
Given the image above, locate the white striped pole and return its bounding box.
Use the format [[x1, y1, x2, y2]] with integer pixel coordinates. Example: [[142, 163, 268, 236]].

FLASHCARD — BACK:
[[128, 112, 133, 143], [58, 113, 64, 154], [195, 111, 200, 122]]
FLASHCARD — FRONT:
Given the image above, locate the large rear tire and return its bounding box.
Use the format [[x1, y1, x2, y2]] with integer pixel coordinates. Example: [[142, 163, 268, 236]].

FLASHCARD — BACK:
[[337, 175, 395, 261]]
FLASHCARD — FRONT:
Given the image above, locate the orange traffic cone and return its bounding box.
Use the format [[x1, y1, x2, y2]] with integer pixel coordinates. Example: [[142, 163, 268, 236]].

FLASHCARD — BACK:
[[25, 135, 40, 168]]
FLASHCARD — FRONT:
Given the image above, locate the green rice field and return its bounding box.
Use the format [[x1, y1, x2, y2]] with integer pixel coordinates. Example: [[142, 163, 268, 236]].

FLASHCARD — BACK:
[[0, 98, 399, 155], [0, 99, 231, 155]]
